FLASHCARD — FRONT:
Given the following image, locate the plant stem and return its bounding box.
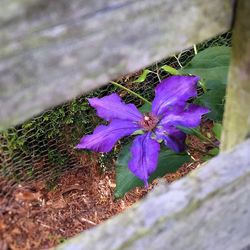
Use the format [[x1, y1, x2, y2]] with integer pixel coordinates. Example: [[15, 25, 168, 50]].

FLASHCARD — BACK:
[[110, 81, 151, 104], [197, 132, 219, 148], [198, 80, 207, 93]]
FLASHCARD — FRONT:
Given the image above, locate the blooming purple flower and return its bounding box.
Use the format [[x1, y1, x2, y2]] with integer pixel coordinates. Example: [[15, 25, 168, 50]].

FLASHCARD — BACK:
[[76, 76, 209, 186]]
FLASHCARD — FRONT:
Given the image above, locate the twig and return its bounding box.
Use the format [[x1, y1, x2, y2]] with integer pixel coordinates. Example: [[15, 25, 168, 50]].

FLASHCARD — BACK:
[[78, 217, 97, 226], [37, 220, 52, 229]]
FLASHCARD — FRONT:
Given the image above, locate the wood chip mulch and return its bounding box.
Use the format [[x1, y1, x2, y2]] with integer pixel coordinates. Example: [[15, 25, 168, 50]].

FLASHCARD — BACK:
[[0, 120, 217, 250]]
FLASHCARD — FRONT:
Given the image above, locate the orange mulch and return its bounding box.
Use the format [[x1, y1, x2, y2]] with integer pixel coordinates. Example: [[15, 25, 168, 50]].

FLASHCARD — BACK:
[[0, 120, 217, 250]]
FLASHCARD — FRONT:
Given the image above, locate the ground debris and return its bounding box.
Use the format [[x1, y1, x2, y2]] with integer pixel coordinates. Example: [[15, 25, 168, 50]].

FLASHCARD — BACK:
[[0, 121, 216, 249]]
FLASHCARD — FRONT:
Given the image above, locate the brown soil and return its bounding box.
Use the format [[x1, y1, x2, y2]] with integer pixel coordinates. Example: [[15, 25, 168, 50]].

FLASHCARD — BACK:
[[0, 120, 217, 250]]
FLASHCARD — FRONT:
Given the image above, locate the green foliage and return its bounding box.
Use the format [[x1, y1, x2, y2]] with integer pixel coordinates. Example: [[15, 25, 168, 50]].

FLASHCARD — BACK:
[[181, 46, 230, 122], [161, 65, 179, 75], [212, 123, 222, 140], [1, 97, 92, 185], [3, 99, 91, 154], [3, 129, 26, 153], [133, 69, 151, 83], [202, 148, 219, 161], [24, 99, 90, 141], [176, 125, 214, 145], [181, 46, 231, 85], [114, 143, 190, 198], [48, 151, 68, 166], [195, 85, 226, 121], [176, 126, 202, 137], [139, 103, 151, 113]]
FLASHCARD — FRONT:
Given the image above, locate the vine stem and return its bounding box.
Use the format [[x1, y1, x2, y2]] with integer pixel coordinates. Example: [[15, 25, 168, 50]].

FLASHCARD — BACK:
[[110, 81, 151, 104]]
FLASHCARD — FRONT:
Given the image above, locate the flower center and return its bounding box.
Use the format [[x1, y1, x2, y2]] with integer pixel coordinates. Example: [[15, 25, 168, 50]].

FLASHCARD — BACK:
[[139, 113, 159, 131]]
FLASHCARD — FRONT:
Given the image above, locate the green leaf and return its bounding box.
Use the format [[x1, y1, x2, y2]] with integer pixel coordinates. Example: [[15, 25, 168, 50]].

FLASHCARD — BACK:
[[212, 123, 222, 140], [139, 103, 152, 113], [161, 65, 179, 75], [181, 46, 231, 85], [133, 69, 151, 83], [195, 85, 226, 122], [176, 125, 204, 139], [114, 143, 190, 199], [180, 46, 230, 122], [202, 148, 219, 161], [176, 125, 215, 145]]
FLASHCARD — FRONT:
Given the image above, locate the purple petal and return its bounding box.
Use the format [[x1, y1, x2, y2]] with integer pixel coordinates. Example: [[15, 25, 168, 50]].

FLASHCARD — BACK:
[[88, 93, 143, 122], [155, 104, 208, 152], [155, 126, 186, 153], [76, 119, 139, 152], [159, 104, 209, 128], [152, 76, 200, 116], [128, 133, 160, 187]]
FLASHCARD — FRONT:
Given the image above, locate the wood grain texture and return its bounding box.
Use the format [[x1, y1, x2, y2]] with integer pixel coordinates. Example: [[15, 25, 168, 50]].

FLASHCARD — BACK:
[[0, 0, 232, 130], [57, 139, 250, 250], [221, 0, 250, 151]]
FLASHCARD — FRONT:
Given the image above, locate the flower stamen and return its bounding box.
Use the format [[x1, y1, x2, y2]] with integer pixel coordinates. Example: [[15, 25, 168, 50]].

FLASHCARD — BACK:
[[139, 113, 159, 131]]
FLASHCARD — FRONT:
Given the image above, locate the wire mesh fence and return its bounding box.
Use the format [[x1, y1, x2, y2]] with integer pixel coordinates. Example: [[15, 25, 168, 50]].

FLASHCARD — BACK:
[[0, 32, 231, 208]]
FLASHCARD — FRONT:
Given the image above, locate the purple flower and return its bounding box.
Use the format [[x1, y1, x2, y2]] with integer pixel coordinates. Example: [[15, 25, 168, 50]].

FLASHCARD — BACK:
[[76, 76, 209, 186]]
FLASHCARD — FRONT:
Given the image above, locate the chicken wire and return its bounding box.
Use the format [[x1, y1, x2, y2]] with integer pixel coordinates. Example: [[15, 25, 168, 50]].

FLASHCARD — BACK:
[[0, 32, 231, 207]]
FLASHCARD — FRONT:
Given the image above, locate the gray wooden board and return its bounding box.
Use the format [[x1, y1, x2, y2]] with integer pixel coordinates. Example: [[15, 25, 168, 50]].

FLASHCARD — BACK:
[[57, 139, 250, 250], [0, 0, 232, 130], [221, 0, 250, 151]]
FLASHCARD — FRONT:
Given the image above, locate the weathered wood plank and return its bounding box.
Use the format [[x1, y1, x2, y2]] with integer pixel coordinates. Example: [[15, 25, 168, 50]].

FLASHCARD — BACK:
[[57, 139, 250, 250], [221, 0, 250, 151], [0, 0, 232, 130]]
